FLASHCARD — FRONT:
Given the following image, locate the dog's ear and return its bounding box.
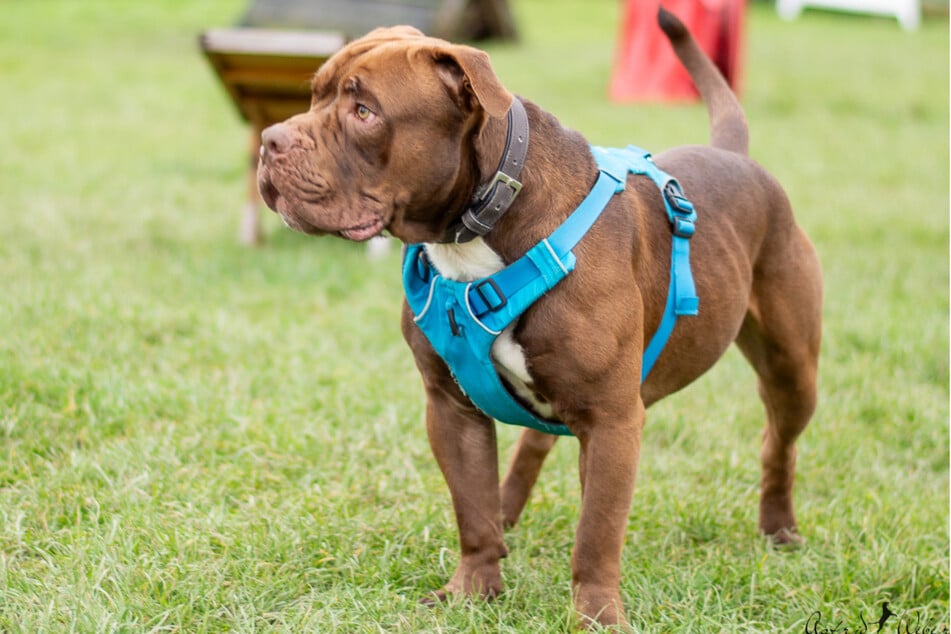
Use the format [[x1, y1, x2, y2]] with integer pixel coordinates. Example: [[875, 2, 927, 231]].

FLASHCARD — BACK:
[[431, 45, 513, 119], [362, 25, 425, 41]]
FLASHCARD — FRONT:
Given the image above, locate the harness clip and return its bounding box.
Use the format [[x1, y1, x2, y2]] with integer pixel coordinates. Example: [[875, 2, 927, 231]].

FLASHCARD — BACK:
[[663, 181, 696, 238], [472, 278, 508, 314], [673, 217, 695, 238], [664, 181, 694, 215]]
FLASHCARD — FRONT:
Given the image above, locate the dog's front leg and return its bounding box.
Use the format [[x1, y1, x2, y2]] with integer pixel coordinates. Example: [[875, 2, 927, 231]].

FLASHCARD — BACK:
[[570, 399, 643, 630], [402, 304, 507, 602], [422, 382, 507, 602]]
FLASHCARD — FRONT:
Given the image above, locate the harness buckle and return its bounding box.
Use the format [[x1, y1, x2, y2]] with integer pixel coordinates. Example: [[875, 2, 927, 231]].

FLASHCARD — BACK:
[[664, 181, 696, 238], [472, 278, 508, 314], [664, 181, 693, 214], [672, 217, 695, 238]]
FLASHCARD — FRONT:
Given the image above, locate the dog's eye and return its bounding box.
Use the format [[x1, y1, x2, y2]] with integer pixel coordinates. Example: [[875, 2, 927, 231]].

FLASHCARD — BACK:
[[355, 104, 373, 121]]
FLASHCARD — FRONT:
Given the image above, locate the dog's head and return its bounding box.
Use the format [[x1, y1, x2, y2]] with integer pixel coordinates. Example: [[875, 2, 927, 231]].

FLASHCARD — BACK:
[[256, 26, 512, 243]]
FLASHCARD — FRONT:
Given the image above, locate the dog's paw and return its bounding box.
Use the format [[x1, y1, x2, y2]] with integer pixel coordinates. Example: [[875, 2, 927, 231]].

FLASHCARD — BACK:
[[419, 563, 503, 607], [418, 584, 500, 608], [575, 587, 630, 631], [418, 588, 450, 606], [764, 526, 805, 549]]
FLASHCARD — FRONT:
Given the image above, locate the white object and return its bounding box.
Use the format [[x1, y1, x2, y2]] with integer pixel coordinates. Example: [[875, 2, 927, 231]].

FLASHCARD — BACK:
[[777, 0, 921, 30], [366, 235, 392, 260]]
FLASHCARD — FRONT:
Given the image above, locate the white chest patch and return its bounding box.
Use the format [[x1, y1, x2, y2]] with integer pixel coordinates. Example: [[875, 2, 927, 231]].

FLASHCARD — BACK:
[[424, 239, 555, 420]]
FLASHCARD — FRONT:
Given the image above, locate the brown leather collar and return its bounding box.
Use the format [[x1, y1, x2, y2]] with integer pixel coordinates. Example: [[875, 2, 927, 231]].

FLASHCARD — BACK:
[[440, 98, 530, 244]]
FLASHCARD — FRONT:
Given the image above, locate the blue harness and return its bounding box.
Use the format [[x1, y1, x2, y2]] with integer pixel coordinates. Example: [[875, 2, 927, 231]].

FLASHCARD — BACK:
[[402, 145, 699, 436]]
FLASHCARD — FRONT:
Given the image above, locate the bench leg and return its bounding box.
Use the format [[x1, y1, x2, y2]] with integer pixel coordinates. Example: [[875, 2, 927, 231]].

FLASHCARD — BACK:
[[241, 124, 264, 245]]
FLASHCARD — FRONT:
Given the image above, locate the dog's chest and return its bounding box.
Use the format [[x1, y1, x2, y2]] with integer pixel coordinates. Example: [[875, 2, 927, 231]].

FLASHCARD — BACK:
[[423, 240, 555, 419]]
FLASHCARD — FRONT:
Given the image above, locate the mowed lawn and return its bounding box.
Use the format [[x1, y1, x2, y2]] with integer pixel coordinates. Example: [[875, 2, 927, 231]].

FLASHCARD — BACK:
[[0, 1, 947, 632]]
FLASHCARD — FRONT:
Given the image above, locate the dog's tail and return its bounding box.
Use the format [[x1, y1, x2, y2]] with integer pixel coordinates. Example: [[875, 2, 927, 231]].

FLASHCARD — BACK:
[[658, 6, 749, 156]]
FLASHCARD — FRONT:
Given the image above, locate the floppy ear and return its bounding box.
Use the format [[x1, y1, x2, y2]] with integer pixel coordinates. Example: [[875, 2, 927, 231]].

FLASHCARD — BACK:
[[431, 44, 513, 119]]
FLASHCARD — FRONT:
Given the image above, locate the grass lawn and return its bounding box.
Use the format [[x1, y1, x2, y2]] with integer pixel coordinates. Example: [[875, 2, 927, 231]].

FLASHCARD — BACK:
[[0, 0, 947, 631]]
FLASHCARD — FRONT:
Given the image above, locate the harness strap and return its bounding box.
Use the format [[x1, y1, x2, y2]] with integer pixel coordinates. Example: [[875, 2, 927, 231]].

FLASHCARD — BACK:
[[592, 146, 699, 380], [467, 169, 623, 316], [404, 144, 699, 437]]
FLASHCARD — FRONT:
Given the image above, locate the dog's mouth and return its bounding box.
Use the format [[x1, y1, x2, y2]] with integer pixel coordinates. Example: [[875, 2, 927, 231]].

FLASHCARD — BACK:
[[258, 163, 390, 241], [339, 217, 385, 242], [259, 178, 282, 212], [260, 174, 387, 241]]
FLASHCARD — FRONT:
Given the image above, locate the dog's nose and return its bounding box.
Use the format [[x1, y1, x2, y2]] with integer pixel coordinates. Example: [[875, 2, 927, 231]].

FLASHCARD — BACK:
[[261, 123, 294, 156]]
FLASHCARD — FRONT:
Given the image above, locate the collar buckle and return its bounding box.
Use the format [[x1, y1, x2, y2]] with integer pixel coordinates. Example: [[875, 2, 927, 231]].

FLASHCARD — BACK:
[[443, 98, 530, 244], [480, 170, 523, 201]]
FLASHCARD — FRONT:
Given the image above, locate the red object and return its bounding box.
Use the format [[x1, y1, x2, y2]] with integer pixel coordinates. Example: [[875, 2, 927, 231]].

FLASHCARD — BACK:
[[609, 0, 746, 103]]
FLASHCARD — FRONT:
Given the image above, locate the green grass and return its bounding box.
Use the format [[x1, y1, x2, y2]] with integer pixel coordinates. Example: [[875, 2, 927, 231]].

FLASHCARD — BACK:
[[0, 0, 947, 631]]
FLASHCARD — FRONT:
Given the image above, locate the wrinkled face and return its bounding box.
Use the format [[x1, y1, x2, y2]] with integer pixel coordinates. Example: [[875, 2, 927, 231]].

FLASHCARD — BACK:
[[257, 26, 512, 244]]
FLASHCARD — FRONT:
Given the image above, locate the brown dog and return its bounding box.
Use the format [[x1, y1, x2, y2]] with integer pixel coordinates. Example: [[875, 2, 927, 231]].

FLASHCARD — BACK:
[[257, 8, 821, 629]]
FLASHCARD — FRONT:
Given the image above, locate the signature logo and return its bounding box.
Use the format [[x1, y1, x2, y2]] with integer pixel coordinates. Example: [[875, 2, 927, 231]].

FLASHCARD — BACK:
[[805, 603, 949, 634]]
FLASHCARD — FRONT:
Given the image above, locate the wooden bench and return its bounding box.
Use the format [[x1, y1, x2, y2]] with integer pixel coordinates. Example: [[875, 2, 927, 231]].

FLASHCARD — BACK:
[[201, 28, 344, 244], [200, 0, 516, 244]]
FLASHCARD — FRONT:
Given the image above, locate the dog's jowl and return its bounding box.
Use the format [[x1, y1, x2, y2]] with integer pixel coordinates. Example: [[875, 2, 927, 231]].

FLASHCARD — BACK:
[[257, 8, 821, 630]]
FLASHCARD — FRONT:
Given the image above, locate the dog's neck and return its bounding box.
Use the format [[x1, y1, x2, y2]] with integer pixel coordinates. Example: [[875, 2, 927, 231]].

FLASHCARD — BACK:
[[426, 100, 598, 280], [474, 100, 599, 264]]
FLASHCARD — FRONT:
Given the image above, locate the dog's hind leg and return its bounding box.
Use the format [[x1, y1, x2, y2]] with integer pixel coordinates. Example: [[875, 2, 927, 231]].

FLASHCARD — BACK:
[[500, 429, 559, 528], [736, 225, 822, 544]]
